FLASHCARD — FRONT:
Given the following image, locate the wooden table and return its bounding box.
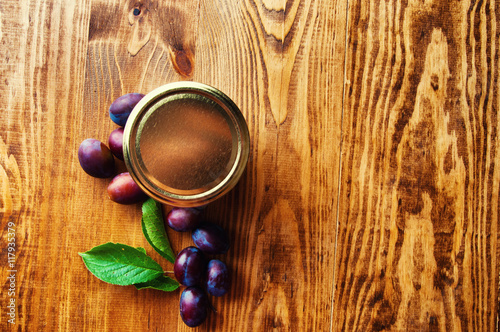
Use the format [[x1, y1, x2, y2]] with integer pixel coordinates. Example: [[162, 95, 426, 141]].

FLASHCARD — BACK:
[[1, 0, 499, 331]]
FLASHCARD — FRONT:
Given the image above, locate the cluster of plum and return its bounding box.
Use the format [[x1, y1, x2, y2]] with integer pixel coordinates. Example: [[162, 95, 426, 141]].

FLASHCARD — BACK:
[[78, 93, 231, 328], [77, 93, 146, 204], [167, 207, 231, 327]]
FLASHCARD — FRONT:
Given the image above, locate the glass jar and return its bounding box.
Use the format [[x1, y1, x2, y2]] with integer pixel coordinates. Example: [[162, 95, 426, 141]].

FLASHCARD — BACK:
[[123, 82, 250, 207]]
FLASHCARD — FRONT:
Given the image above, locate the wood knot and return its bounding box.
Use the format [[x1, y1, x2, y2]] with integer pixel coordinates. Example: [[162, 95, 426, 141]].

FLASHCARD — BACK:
[[170, 48, 194, 77], [128, 4, 148, 25]]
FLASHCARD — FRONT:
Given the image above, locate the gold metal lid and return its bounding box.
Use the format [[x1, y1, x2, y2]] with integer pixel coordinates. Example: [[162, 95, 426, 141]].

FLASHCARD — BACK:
[[123, 82, 250, 207]]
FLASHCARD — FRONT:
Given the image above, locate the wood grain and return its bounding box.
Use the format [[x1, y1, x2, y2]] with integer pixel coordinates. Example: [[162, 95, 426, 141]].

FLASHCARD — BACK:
[[334, 0, 500, 331], [0, 0, 92, 330], [0, 0, 499, 331]]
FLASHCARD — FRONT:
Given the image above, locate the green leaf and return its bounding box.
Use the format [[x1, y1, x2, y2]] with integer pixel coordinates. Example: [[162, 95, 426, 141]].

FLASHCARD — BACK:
[[134, 275, 180, 292], [79, 243, 163, 286], [141, 198, 175, 263]]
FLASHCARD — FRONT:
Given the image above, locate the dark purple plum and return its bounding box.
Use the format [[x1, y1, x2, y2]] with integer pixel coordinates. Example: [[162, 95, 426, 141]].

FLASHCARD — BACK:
[[78, 139, 115, 178], [107, 172, 147, 204], [109, 93, 144, 126], [108, 128, 124, 160], [179, 286, 209, 328], [192, 223, 230, 255], [166, 208, 202, 232], [174, 246, 206, 286], [206, 259, 230, 297]]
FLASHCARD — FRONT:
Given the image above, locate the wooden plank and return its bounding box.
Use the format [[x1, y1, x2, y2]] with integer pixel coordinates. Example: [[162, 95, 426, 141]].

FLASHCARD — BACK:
[[80, 0, 201, 331], [334, 0, 500, 331], [194, 0, 346, 330], [0, 0, 92, 330]]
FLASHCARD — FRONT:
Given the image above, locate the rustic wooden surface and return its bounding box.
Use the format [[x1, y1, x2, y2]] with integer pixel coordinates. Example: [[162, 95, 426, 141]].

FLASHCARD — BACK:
[[0, 0, 498, 331]]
